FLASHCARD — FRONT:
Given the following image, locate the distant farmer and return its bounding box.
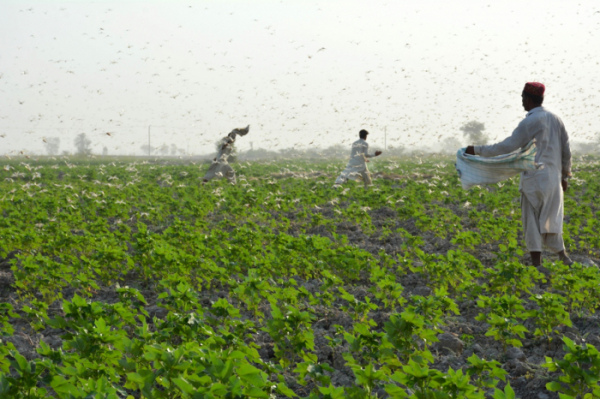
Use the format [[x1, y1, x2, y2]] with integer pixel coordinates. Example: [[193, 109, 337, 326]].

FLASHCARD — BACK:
[[334, 129, 382, 189], [465, 83, 572, 267], [202, 126, 249, 184]]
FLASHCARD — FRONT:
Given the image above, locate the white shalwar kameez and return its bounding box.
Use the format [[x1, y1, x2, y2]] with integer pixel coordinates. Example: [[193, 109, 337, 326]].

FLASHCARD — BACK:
[[335, 139, 375, 188], [203, 135, 237, 184], [474, 107, 572, 253]]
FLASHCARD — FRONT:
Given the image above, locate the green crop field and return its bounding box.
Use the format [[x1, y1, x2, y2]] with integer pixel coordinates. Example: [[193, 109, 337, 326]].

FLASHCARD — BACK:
[[1, 156, 600, 398]]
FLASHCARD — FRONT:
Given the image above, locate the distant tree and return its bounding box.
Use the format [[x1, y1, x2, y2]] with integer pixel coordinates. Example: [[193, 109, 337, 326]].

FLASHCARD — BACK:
[[386, 144, 406, 156], [460, 121, 489, 145], [140, 144, 155, 155], [74, 133, 92, 155], [170, 144, 178, 155], [44, 137, 60, 155], [102, 146, 108, 156], [159, 144, 169, 156], [441, 137, 463, 154], [321, 144, 348, 158]]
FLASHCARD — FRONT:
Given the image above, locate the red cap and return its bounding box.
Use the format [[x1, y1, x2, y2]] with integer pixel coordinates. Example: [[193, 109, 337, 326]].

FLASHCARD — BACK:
[[523, 82, 545, 97]]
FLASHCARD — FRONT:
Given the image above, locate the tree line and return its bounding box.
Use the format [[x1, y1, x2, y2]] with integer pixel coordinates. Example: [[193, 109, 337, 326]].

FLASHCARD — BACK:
[[42, 133, 184, 156]]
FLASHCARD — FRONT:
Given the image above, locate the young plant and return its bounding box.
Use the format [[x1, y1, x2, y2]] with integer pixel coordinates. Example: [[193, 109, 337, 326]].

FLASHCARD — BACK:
[[0, 351, 50, 398], [369, 265, 405, 310], [493, 382, 516, 399], [343, 321, 385, 367], [466, 353, 507, 390], [231, 269, 272, 318], [338, 287, 378, 323], [475, 294, 530, 352], [451, 230, 482, 251], [20, 299, 48, 332], [485, 260, 545, 296], [530, 292, 572, 341], [388, 359, 444, 398], [407, 289, 460, 328], [383, 310, 438, 363], [438, 368, 484, 399], [543, 337, 600, 398], [157, 280, 201, 314], [262, 302, 315, 369], [294, 352, 334, 395], [495, 238, 524, 262], [0, 303, 19, 336], [349, 363, 388, 397]]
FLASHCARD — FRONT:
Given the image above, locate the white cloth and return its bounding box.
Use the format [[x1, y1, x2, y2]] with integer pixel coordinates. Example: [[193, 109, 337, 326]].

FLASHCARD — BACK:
[[475, 107, 571, 248], [521, 193, 564, 252], [203, 135, 237, 183], [335, 139, 375, 186], [456, 141, 539, 190]]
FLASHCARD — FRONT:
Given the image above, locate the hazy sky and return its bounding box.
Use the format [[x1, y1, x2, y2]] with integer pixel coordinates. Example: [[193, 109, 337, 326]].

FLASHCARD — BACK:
[[1, 0, 599, 156]]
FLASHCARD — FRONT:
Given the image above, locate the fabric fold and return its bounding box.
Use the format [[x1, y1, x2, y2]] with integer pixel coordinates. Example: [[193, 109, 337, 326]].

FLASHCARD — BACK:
[[455, 140, 539, 190]]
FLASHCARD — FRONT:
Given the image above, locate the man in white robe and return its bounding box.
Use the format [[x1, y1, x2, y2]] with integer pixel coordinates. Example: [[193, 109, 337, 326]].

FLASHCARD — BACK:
[[202, 126, 249, 184], [335, 129, 382, 188], [466, 83, 572, 266]]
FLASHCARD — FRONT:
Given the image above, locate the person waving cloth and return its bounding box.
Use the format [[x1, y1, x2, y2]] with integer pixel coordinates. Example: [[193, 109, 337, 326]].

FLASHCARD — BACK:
[[465, 83, 572, 267], [334, 129, 382, 189], [202, 126, 249, 185]]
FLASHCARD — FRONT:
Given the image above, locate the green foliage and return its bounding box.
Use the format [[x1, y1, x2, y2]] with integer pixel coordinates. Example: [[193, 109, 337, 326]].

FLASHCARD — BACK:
[[0, 157, 598, 396], [485, 260, 545, 296], [383, 311, 438, 362], [389, 360, 484, 398], [339, 288, 378, 322], [530, 293, 572, 340], [407, 288, 460, 327], [294, 355, 333, 393], [466, 353, 507, 389], [0, 351, 50, 398], [369, 264, 405, 310], [543, 337, 600, 398], [411, 249, 482, 294], [547, 261, 600, 315], [263, 302, 315, 369], [493, 382, 516, 399], [475, 294, 530, 351], [0, 303, 19, 337]]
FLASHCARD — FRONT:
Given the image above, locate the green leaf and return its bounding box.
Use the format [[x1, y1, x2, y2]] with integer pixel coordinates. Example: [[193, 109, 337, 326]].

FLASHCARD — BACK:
[[546, 381, 563, 392], [173, 377, 195, 394], [51, 375, 80, 395], [494, 381, 515, 399]]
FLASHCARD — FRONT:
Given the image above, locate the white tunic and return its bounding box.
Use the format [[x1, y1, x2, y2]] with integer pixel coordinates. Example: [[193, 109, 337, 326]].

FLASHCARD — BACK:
[[335, 139, 376, 184], [475, 107, 572, 235]]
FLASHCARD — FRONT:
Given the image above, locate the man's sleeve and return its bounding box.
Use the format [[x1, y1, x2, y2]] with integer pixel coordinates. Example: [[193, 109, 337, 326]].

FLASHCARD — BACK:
[[560, 122, 572, 180], [474, 119, 533, 157], [364, 142, 376, 158]]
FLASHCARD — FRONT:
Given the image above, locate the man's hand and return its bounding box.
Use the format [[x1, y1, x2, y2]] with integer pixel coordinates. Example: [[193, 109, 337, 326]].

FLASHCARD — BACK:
[[561, 179, 568, 192], [465, 146, 475, 155], [375, 151, 382, 156]]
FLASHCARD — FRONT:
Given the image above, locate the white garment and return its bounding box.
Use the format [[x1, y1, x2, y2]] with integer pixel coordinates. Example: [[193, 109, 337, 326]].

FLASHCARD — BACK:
[[521, 194, 564, 252], [335, 139, 376, 187], [203, 136, 237, 183], [456, 141, 538, 190], [475, 107, 571, 249]]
